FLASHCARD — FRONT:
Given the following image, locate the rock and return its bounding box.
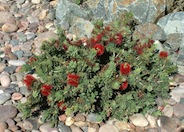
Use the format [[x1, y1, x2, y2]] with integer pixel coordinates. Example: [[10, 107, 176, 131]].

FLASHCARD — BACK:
[[88, 122, 99, 132], [135, 126, 145, 132], [71, 126, 83, 132], [20, 44, 32, 51], [23, 120, 33, 131], [0, 11, 15, 24], [87, 113, 103, 123], [20, 97, 27, 103], [34, 31, 58, 49], [0, 63, 6, 72], [0, 122, 8, 132], [99, 124, 119, 132], [31, 0, 41, 4], [114, 121, 132, 131], [28, 22, 38, 32], [159, 116, 178, 132], [157, 12, 184, 36], [165, 98, 177, 106], [65, 117, 74, 126], [69, 17, 94, 38], [14, 73, 23, 81], [19, 86, 29, 97], [133, 23, 166, 41], [145, 114, 158, 128], [8, 53, 18, 60], [8, 60, 26, 66], [173, 74, 184, 83], [4, 66, 17, 74], [0, 75, 11, 87], [6, 118, 15, 127], [173, 104, 184, 118], [39, 123, 58, 132], [13, 50, 23, 59], [2, 23, 18, 33], [129, 114, 149, 127], [39, 10, 47, 20], [0, 93, 11, 104], [162, 105, 174, 117], [74, 121, 88, 127], [59, 114, 67, 122], [170, 87, 184, 102], [57, 122, 72, 132], [11, 92, 23, 100], [74, 114, 86, 122], [0, 105, 17, 122], [145, 128, 159, 132]]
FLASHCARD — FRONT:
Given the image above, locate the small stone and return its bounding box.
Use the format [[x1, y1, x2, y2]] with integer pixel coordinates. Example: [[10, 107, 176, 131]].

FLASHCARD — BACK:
[[65, 117, 74, 126], [99, 124, 119, 132], [4, 66, 17, 74], [129, 114, 149, 127], [8, 60, 26, 66], [20, 97, 27, 103], [87, 113, 102, 123], [59, 114, 67, 122], [2, 23, 18, 33], [88, 122, 99, 132], [13, 50, 23, 59], [8, 125, 19, 131], [11, 92, 23, 100], [57, 122, 72, 132], [10, 39, 19, 46], [39, 10, 47, 20], [0, 93, 11, 104], [159, 116, 178, 132], [0, 75, 10, 87], [162, 105, 173, 117], [173, 104, 184, 118], [0, 122, 8, 132], [114, 121, 132, 131], [0, 63, 6, 72], [145, 114, 158, 128], [39, 123, 58, 132], [31, 0, 41, 4], [20, 44, 32, 51], [14, 73, 23, 81], [0, 105, 18, 122], [0, 11, 15, 24], [6, 118, 15, 127], [74, 114, 86, 122], [71, 126, 83, 132], [8, 53, 18, 60], [145, 128, 159, 132], [19, 86, 29, 97], [23, 120, 33, 131], [74, 121, 88, 127], [165, 98, 177, 106]]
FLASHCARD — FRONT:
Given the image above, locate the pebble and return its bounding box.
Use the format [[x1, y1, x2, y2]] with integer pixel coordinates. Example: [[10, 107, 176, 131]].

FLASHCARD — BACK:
[[173, 103, 184, 118], [65, 117, 74, 126], [39, 123, 58, 132], [11, 92, 23, 100], [0, 11, 15, 24], [0, 75, 11, 87], [114, 121, 132, 131], [0, 122, 8, 132], [59, 114, 67, 122], [159, 116, 178, 132], [87, 113, 102, 123], [129, 114, 149, 127], [162, 105, 173, 117], [6, 118, 15, 127], [2, 23, 18, 33], [31, 0, 41, 4], [99, 124, 119, 132], [58, 122, 72, 132], [0, 63, 6, 72], [0, 93, 11, 104], [13, 50, 23, 59], [74, 114, 86, 122], [71, 126, 83, 132], [4, 66, 17, 74], [0, 105, 17, 122], [74, 121, 88, 127], [23, 120, 33, 131], [8, 60, 26, 66], [145, 114, 158, 128]]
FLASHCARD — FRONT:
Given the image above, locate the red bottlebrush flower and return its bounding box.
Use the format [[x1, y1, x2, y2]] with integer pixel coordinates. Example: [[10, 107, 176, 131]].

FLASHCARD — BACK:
[[147, 39, 154, 48], [119, 81, 128, 90], [41, 90, 51, 97], [41, 84, 53, 91], [120, 63, 131, 75], [134, 44, 144, 55], [57, 101, 67, 111], [62, 44, 68, 51], [93, 43, 105, 56], [159, 51, 168, 58], [28, 57, 37, 65], [23, 74, 35, 90], [67, 73, 80, 87], [113, 33, 123, 45], [91, 37, 98, 45]]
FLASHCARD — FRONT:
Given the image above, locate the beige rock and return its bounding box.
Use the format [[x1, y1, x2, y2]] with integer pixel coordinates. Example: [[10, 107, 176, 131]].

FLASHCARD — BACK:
[[39, 10, 47, 20], [31, 0, 41, 4], [114, 121, 132, 131], [11, 92, 23, 100], [65, 117, 74, 126], [74, 121, 88, 127], [2, 23, 18, 33], [0, 11, 15, 24], [0, 75, 10, 87]]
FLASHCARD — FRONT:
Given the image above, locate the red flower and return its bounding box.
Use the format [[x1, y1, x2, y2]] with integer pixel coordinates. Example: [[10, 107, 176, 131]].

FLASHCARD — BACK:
[[159, 51, 168, 58], [28, 57, 37, 65], [113, 33, 123, 45], [134, 44, 144, 55], [147, 39, 154, 48], [120, 63, 131, 75], [41, 84, 53, 91], [23, 74, 35, 90], [93, 43, 105, 56], [57, 101, 67, 111], [67, 73, 80, 87], [41, 90, 51, 97], [119, 81, 128, 90], [41, 84, 53, 97], [62, 44, 68, 51]]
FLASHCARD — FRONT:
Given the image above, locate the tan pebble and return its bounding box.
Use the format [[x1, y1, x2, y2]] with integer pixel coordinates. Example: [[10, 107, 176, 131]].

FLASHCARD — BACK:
[[2, 23, 18, 33], [114, 121, 132, 131], [11, 92, 23, 100], [74, 121, 88, 127], [65, 117, 74, 126], [39, 10, 47, 20], [3, 46, 11, 55], [8, 125, 18, 131], [0, 122, 8, 132], [8, 53, 18, 60], [59, 114, 67, 122], [74, 114, 86, 122]]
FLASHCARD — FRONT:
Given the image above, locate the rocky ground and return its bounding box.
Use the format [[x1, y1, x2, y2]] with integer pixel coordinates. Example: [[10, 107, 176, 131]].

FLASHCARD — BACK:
[[0, 0, 184, 132]]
